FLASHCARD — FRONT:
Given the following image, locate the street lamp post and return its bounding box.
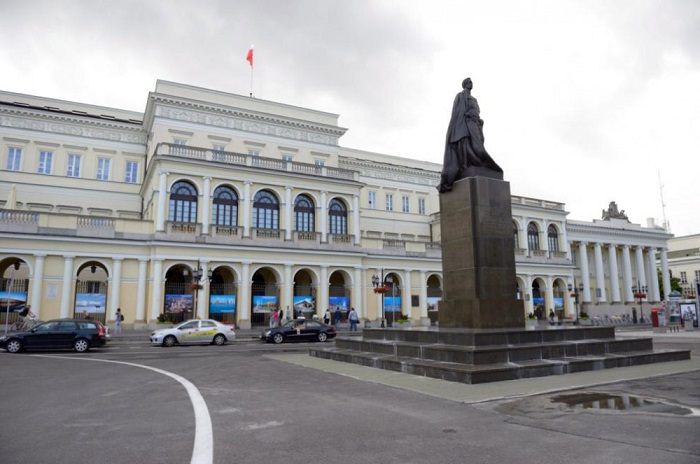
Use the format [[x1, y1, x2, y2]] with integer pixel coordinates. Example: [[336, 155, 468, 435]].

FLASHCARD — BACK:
[[371, 270, 386, 328], [187, 262, 214, 320], [568, 280, 584, 325], [632, 282, 648, 323]]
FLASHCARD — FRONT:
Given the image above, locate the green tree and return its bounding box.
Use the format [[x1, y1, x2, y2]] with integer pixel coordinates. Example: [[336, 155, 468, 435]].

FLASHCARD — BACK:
[[658, 268, 682, 300]]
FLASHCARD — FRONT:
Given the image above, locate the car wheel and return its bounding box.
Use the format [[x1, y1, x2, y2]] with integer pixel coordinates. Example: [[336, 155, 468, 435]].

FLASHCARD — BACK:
[[273, 333, 284, 344], [6, 338, 22, 353], [163, 335, 177, 347], [213, 334, 226, 346], [74, 338, 90, 353], [317, 332, 328, 342]]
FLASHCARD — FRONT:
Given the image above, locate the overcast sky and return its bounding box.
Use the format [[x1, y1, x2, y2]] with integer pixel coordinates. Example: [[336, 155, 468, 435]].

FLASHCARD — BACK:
[[2, 0, 699, 235]]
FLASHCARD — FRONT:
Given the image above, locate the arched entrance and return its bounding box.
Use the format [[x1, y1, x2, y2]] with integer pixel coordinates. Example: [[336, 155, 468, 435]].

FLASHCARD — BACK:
[[209, 266, 238, 324], [426, 274, 442, 325], [329, 270, 351, 322], [163, 264, 193, 324], [552, 278, 566, 320], [251, 267, 279, 327], [293, 269, 315, 319], [75, 261, 108, 324], [1, 258, 29, 327], [531, 278, 545, 320]]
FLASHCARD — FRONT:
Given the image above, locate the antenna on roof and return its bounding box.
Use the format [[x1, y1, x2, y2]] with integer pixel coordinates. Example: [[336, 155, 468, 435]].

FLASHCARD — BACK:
[[658, 171, 670, 233]]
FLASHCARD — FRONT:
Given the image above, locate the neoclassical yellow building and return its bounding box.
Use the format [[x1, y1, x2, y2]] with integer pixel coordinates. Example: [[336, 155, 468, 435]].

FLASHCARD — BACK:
[[0, 81, 672, 329]]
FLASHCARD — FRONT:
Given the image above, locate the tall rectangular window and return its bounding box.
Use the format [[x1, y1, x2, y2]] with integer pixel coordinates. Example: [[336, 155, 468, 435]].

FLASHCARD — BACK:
[[6, 147, 22, 171], [67, 154, 81, 177], [418, 198, 426, 215], [96, 158, 110, 181], [125, 161, 139, 183], [680, 271, 687, 284], [695, 270, 700, 283], [38, 151, 53, 174], [402, 195, 410, 213], [281, 155, 293, 162], [368, 191, 376, 209], [249, 149, 260, 166], [385, 193, 394, 212]]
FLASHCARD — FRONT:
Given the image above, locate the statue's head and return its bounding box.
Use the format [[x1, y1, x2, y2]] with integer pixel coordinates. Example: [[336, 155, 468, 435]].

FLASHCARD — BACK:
[[462, 78, 473, 90]]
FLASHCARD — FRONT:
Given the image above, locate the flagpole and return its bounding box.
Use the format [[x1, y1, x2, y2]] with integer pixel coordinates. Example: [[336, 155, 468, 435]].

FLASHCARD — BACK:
[[249, 66, 253, 98], [246, 44, 255, 98]]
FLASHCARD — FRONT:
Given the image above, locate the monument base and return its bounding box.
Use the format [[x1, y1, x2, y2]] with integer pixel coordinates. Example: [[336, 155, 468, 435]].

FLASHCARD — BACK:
[[439, 174, 524, 329]]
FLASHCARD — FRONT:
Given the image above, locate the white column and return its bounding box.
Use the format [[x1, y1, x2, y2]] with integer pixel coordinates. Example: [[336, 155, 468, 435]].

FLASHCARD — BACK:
[[607, 245, 620, 302], [109, 258, 123, 318], [197, 260, 209, 318], [525, 273, 534, 315], [661, 248, 670, 300], [320, 191, 328, 243], [593, 243, 606, 302], [243, 181, 251, 238], [647, 248, 659, 302], [403, 269, 412, 318], [284, 264, 293, 313], [419, 270, 428, 320], [545, 275, 554, 312], [353, 194, 360, 245], [320, 265, 329, 316], [621, 245, 634, 302], [60, 256, 74, 318], [635, 246, 647, 289], [30, 254, 45, 317], [353, 267, 363, 318], [156, 171, 168, 232], [541, 220, 550, 256], [150, 259, 163, 321], [136, 259, 148, 322], [240, 262, 251, 327], [285, 186, 293, 241], [561, 225, 570, 259], [578, 243, 591, 302], [202, 177, 211, 235]]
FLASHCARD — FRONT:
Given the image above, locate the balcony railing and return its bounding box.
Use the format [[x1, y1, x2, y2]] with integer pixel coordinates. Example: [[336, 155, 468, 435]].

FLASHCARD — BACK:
[[294, 231, 320, 242], [329, 234, 354, 245], [253, 228, 282, 240], [156, 143, 359, 182]]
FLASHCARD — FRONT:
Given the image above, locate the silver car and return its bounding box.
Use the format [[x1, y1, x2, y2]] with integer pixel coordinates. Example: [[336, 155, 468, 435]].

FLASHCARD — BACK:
[[150, 319, 235, 347]]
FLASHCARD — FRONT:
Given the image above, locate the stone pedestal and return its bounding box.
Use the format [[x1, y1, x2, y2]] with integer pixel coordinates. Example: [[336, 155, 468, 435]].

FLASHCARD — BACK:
[[438, 173, 524, 329]]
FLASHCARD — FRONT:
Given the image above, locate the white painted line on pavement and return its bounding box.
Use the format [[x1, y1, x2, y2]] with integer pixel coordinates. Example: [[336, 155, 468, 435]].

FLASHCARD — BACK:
[[34, 355, 213, 464]]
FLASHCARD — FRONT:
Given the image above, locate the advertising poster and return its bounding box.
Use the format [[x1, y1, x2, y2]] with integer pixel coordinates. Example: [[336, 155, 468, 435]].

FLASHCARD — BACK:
[[293, 296, 315, 314], [553, 297, 564, 310], [209, 295, 236, 314], [533, 297, 545, 307], [253, 295, 277, 313], [165, 294, 193, 314], [426, 297, 441, 311], [75, 293, 107, 314], [328, 296, 349, 311], [0, 291, 28, 312], [384, 296, 401, 313]]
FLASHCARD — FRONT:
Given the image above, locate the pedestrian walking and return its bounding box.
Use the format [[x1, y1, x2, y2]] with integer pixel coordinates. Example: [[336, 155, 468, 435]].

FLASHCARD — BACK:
[[548, 309, 555, 324], [277, 308, 283, 326], [114, 308, 124, 335], [334, 307, 342, 328], [323, 308, 331, 325], [348, 307, 359, 331]]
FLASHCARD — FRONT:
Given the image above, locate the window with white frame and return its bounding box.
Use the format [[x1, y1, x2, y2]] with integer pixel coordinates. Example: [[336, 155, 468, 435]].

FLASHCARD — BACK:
[[402, 195, 410, 213], [96, 158, 111, 181], [680, 271, 688, 284], [695, 270, 700, 283], [125, 161, 139, 183], [6, 147, 22, 171], [212, 145, 226, 160], [418, 197, 426, 215], [385, 193, 394, 212], [173, 139, 187, 155], [67, 154, 81, 177], [368, 191, 376, 209], [249, 149, 261, 166], [38, 150, 53, 174], [281, 155, 293, 162]]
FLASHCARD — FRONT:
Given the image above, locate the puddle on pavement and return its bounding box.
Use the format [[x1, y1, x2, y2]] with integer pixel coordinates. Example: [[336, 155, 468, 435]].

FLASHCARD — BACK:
[[551, 392, 696, 416]]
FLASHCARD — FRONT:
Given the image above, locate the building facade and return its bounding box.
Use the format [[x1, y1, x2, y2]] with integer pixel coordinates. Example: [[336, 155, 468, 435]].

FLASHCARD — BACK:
[[0, 81, 673, 329]]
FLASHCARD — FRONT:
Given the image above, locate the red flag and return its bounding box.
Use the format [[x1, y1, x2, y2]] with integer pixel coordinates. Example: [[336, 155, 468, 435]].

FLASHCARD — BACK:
[[246, 45, 254, 67]]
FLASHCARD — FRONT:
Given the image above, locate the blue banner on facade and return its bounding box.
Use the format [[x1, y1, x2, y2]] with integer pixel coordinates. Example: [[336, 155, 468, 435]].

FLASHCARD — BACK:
[[0, 291, 28, 312], [253, 295, 277, 313], [209, 295, 236, 314], [75, 293, 107, 314], [384, 296, 401, 313], [328, 296, 349, 311]]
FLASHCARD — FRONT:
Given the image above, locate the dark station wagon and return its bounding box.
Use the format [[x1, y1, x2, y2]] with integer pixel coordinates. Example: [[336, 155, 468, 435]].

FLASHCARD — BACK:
[[0, 318, 108, 353]]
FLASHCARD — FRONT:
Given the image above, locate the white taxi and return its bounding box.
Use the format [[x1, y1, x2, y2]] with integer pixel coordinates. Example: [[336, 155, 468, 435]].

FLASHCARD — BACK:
[[150, 319, 235, 347]]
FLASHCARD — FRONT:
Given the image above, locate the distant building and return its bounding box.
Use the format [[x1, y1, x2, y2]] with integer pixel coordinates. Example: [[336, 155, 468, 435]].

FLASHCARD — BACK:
[[666, 234, 700, 299], [0, 81, 673, 328]]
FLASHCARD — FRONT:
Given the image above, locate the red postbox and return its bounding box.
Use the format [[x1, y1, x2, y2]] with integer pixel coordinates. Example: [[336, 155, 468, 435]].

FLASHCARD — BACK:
[[651, 308, 659, 327]]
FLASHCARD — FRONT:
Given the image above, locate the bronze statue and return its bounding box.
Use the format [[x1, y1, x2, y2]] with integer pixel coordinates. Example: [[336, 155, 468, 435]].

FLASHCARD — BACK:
[[438, 78, 502, 193]]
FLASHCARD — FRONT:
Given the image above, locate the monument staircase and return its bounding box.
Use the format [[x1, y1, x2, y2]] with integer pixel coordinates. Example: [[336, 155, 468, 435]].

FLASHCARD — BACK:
[[308, 326, 690, 384]]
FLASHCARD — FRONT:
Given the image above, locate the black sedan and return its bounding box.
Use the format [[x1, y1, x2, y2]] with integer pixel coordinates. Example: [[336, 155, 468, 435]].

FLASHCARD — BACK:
[[261, 319, 337, 344], [0, 318, 108, 353]]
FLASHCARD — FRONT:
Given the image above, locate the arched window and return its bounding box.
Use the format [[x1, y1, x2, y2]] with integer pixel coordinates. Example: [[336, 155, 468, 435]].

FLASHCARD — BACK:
[[168, 181, 197, 223], [253, 190, 279, 229], [527, 222, 540, 250], [547, 225, 559, 252], [213, 185, 238, 226], [328, 198, 347, 235], [513, 222, 519, 249], [294, 194, 315, 232]]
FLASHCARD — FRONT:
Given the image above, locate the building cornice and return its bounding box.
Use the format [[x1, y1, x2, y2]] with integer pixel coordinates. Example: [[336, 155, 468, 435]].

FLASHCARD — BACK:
[[148, 95, 346, 146], [339, 157, 440, 187]]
